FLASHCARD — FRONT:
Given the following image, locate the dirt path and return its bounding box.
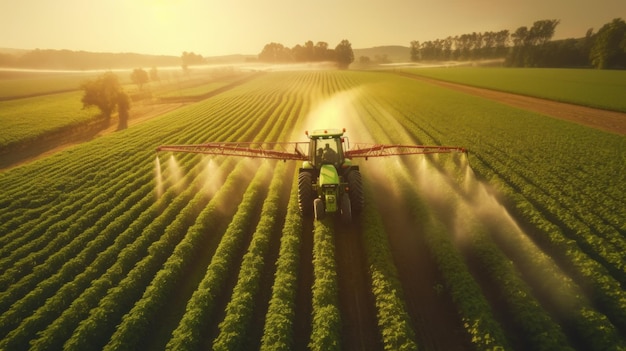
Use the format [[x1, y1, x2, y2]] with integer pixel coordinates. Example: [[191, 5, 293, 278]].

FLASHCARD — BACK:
[[334, 220, 381, 351], [398, 73, 626, 136]]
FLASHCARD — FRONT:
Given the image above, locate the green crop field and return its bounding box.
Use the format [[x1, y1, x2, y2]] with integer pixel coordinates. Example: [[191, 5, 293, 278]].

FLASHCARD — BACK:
[[0, 70, 625, 351], [0, 69, 255, 153], [0, 91, 99, 148], [0, 70, 107, 99], [400, 67, 626, 112]]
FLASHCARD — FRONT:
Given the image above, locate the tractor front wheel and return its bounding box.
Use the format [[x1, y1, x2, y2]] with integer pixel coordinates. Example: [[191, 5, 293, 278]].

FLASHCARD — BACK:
[[340, 193, 352, 223], [298, 171, 314, 216]]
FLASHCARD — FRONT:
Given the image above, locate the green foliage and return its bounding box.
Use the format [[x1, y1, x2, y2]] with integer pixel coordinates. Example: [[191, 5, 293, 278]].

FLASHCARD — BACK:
[[0, 91, 98, 148], [309, 219, 341, 351], [260, 171, 303, 351], [0, 70, 624, 351], [360, 182, 418, 351], [590, 18, 626, 69], [335, 40, 354, 69], [213, 162, 287, 351], [80, 71, 124, 118], [401, 67, 626, 112], [130, 68, 149, 89]]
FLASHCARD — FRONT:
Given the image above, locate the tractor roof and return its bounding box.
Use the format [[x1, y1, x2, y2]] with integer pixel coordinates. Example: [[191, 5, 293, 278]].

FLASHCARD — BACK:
[[306, 128, 345, 139]]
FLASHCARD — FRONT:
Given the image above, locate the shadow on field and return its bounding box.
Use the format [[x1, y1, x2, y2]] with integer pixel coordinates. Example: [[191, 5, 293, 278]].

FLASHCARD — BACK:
[[0, 118, 110, 171]]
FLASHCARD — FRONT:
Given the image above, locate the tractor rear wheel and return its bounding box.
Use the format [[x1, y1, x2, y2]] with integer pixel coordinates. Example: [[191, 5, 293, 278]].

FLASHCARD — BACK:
[[347, 170, 364, 215], [340, 193, 352, 223], [298, 171, 314, 216]]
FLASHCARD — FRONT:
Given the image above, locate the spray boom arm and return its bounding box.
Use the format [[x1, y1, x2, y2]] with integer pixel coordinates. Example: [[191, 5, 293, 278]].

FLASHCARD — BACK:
[[345, 143, 466, 159], [156, 141, 467, 160], [156, 142, 309, 160]]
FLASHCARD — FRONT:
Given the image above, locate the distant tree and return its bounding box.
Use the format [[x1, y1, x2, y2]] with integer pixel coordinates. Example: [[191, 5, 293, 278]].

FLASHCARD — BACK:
[[335, 39, 354, 69], [530, 19, 560, 45], [304, 40, 315, 60], [410, 40, 420, 61], [116, 91, 131, 130], [130, 68, 149, 89], [292, 40, 317, 62], [590, 18, 626, 69], [359, 56, 371, 65], [507, 19, 560, 67], [258, 42, 292, 63], [80, 72, 130, 130], [314, 41, 330, 61], [181, 51, 204, 74]]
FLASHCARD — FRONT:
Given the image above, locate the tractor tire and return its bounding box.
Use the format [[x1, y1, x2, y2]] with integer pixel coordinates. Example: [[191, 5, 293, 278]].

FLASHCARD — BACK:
[[298, 171, 314, 216], [340, 193, 352, 223], [314, 198, 325, 220], [347, 170, 364, 215]]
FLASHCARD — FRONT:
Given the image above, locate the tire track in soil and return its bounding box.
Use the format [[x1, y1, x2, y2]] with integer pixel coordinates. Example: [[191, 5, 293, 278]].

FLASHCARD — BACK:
[[335, 219, 382, 351], [371, 179, 471, 351]]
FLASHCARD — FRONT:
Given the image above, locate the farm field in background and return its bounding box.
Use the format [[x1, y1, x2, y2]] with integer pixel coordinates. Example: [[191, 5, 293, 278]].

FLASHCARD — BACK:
[[400, 67, 626, 112], [0, 70, 625, 350], [0, 91, 96, 148], [0, 70, 109, 99], [0, 68, 255, 158]]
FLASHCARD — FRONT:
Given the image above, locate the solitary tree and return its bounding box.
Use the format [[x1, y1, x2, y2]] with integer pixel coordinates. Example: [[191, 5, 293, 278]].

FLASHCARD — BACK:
[[80, 71, 131, 130], [116, 90, 130, 130], [410, 40, 420, 61], [335, 39, 354, 69], [130, 68, 149, 89], [181, 51, 204, 74]]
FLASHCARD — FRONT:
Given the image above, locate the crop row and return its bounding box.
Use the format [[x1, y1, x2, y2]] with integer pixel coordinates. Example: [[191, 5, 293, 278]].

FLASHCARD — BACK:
[[2, 71, 304, 345], [359, 182, 418, 351], [212, 162, 289, 350], [309, 219, 341, 351], [1, 70, 624, 350], [344, 81, 506, 349], [67, 73, 305, 351], [350, 71, 625, 349], [259, 171, 304, 350]]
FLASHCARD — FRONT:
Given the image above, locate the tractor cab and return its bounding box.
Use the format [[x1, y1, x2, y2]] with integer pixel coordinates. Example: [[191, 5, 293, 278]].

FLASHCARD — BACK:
[[306, 128, 347, 169]]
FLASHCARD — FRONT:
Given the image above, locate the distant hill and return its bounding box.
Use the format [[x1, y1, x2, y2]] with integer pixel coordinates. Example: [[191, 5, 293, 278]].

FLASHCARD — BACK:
[[0, 49, 181, 70], [0, 46, 411, 70], [353, 46, 411, 63], [0, 49, 256, 70]]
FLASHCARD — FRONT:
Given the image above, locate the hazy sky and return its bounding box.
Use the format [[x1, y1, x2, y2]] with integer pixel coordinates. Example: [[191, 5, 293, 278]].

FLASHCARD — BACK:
[[1, 0, 624, 56]]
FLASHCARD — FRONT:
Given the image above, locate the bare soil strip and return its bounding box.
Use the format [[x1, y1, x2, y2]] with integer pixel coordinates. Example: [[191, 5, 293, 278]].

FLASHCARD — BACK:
[[372, 180, 470, 350], [334, 220, 381, 351], [398, 73, 626, 136]]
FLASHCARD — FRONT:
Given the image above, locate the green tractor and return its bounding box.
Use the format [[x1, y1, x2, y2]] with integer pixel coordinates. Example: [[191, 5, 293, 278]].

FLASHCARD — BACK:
[[297, 129, 363, 222], [156, 127, 466, 223]]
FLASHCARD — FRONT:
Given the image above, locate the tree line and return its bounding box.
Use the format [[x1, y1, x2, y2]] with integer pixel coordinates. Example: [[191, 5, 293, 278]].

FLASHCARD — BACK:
[[410, 18, 626, 69], [257, 40, 355, 69]]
